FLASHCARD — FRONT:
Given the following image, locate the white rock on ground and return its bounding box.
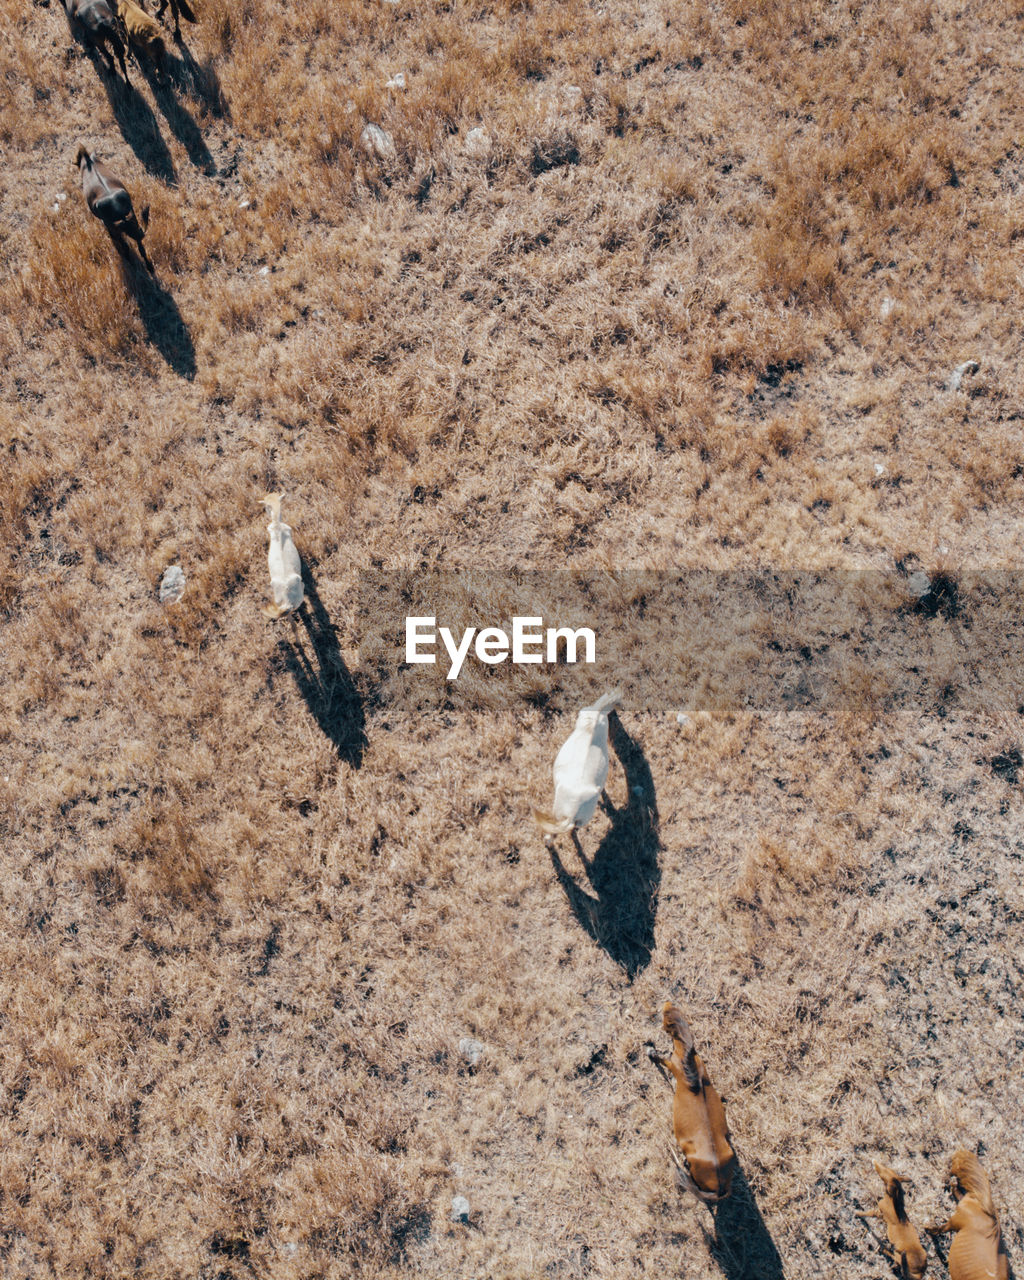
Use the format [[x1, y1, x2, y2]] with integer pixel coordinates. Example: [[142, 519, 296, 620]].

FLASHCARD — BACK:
[[947, 359, 980, 392], [880, 294, 895, 320], [458, 1037, 483, 1068], [361, 123, 396, 161], [386, 72, 405, 89], [159, 565, 185, 604], [908, 571, 932, 599], [450, 1195, 471, 1223], [464, 127, 491, 157]]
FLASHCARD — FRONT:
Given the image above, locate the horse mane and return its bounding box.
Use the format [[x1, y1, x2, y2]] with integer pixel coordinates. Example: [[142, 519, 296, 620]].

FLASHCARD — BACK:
[[662, 1003, 695, 1052], [888, 1176, 907, 1220], [681, 1045, 703, 1093], [661, 1004, 703, 1092], [951, 1150, 996, 1217]]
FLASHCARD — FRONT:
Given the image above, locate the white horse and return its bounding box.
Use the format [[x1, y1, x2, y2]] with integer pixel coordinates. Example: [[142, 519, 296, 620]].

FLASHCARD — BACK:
[[261, 493, 305, 619], [533, 691, 621, 841]]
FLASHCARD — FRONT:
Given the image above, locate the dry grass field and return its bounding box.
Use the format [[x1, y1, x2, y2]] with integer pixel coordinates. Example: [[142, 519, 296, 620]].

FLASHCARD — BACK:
[[1, 0, 1023, 1275]]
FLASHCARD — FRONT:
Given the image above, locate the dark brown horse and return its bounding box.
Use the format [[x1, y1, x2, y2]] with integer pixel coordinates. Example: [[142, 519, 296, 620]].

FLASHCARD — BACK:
[[76, 147, 154, 274], [62, 0, 131, 82], [153, 0, 196, 41]]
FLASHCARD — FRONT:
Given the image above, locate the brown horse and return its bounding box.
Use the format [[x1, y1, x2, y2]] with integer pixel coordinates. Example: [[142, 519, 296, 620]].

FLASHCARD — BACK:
[[929, 1150, 1009, 1280], [76, 147, 154, 274], [62, 0, 131, 83], [115, 0, 168, 80], [647, 1002, 737, 1204], [858, 1161, 927, 1280]]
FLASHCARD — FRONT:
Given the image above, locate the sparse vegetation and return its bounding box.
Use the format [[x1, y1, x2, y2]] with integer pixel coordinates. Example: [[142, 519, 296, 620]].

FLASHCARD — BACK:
[[1, 0, 1022, 1276]]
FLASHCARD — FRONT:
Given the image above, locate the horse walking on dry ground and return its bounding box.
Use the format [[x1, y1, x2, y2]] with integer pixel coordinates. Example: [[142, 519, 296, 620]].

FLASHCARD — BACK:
[[63, 0, 131, 82], [928, 1150, 1009, 1280], [261, 493, 305, 619], [533, 690, 620, 844], [858, 1160, 927, 1280], [646, 1002, 737, 1204], [76, 147, 154, 274], [115, 0, 168, 79]]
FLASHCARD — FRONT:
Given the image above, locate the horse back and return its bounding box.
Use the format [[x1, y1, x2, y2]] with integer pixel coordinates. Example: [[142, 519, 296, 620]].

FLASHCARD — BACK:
[[92, 189, 133, 224], [76, 0, 117, 29], [948, 1224, 1005, 1280]]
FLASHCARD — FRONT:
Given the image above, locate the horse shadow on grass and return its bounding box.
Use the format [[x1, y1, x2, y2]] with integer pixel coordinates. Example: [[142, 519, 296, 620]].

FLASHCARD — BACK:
[[169, 41, 230, 119], [706, 1163, 786, 1280], [91, 58, 177, 183], [139, 60, 216, 174], [119, 257, 195, 378], [277, 568, 366, 768], [548, 712, 660, 979]]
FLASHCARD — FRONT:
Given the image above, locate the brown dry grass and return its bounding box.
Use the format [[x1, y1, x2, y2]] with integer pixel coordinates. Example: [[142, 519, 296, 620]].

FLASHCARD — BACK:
[[1, 0, 1023, 1276]]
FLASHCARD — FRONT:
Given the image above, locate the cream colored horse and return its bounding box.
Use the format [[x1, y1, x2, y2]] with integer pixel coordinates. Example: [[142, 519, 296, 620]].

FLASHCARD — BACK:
[[532, 691, 620, 841], [261, 493, 305, 619]]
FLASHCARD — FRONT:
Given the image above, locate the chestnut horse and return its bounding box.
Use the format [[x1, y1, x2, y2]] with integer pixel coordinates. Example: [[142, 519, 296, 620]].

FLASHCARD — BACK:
[[858, 1161, 927, 1280], [647, 1002, 737, 1204], [929, 1150, 1009, 1280]]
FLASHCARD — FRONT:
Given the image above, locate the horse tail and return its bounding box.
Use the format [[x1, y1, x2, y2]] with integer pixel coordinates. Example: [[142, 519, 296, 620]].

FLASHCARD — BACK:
[[532, 808, 574, 836]]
